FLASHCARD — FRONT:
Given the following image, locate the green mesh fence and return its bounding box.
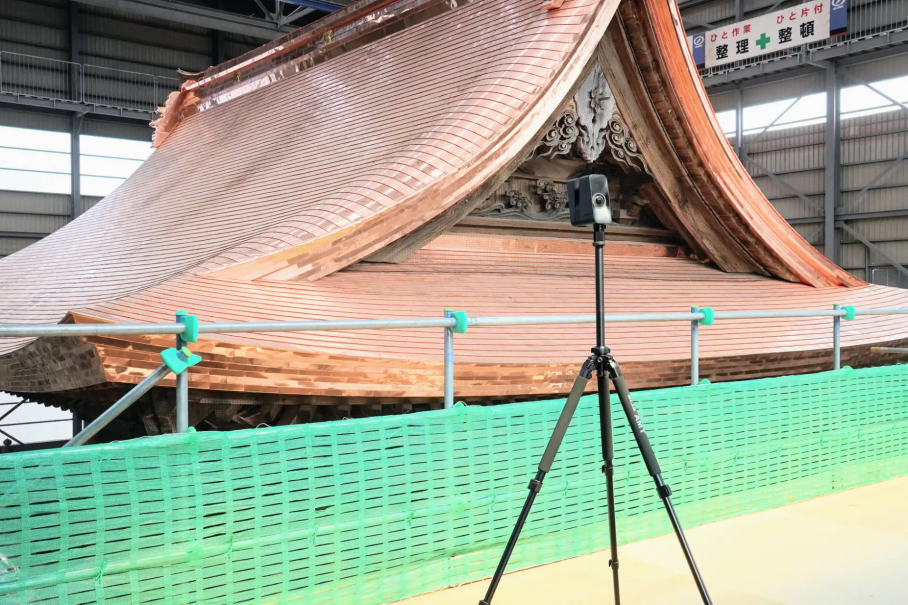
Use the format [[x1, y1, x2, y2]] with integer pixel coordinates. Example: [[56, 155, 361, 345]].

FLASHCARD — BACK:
[[1, 365, 907, 605]]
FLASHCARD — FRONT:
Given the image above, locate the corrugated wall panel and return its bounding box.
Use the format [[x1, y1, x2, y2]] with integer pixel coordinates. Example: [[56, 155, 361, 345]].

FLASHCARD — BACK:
[[0, 40, 67, 60], [840, 241, 866, 273], [841, 111, 908, 140], [222, 39, 259, 60], [744, 123, 825, 154], [680, 0, 793, 32], [745, 145, 825, 174], [0, 236, 39, 257], [765, 196, 823, 221], [0, 212, 68, 234], [742, 71, 826, 107], [81, 119, 152, 141], [80, 4, 211, 36], [849, 53, 908, 83], [80, 14, 214, 56], [845, 218, 908, 247], [0, 108, 70, 132], [0, 191, 70, 215], [792, 224, 825, 250], [80, 36, 211, 74], [0, 20, 67, 50], [82, 195, 103, 212], [842, 160, 908, 193], [0, 0, 67, 28], [750, 170, 825, 198], [840, 188, 908, 215], [708, 90, 736, 113], [841, 129, 908, 165]]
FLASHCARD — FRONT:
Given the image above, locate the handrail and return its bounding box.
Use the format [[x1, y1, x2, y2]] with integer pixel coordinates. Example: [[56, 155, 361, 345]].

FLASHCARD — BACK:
[[0, 51, 180, 114], [4, 304, 906, 444], [3, 306, 902, 338]]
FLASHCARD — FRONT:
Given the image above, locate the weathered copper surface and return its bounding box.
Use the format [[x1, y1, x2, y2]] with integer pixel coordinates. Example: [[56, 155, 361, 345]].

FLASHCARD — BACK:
[[1, 0, 906, 424]]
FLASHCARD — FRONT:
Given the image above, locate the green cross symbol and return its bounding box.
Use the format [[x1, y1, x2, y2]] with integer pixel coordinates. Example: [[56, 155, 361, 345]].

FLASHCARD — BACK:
[[756, 33, 771, 50]]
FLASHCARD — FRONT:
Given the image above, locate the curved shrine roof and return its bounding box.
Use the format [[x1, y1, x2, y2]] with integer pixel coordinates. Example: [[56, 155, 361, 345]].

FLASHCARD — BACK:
[[0, 0, 900, 402]]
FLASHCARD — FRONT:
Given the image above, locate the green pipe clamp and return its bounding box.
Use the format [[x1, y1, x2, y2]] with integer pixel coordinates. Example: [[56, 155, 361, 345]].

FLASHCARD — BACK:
[[176, 310, 199, 343], [161, 345, 202, 375], [697, 307, 714, 326], [841, 305, 856, 321], [445, 309, 468, 333]]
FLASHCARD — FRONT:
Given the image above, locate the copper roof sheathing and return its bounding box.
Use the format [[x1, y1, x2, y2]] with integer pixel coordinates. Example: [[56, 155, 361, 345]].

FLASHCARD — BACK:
[[0, 0, 905, 406]]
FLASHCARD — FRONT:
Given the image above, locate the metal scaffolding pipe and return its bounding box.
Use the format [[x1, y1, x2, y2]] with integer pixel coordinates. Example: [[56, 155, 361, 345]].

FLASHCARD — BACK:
[[444, 310, 454, 410], [64, 364, 171, 447], [0, 323, 185, 337], [175, 314, 189, 433], [871, 347, 908, 355], [691, 306, 699, 385], [176, 371, 189, 433], [855, 308, 908, 316], [2, 308, 906, 341], [201, 318, 456, 333], [833, 304, 841, 370], [712, 310, 845, 320]]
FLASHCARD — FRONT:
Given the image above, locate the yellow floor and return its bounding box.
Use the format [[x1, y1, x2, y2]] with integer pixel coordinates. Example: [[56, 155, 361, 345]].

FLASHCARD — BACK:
[[395, 476, 908, 605]]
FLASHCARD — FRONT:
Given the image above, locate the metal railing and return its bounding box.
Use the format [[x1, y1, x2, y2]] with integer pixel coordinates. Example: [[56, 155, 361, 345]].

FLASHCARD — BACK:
[[0, 52, 180, 114], [2, 304, 907, 447], [83, 64, 156, 113], [696, 0, 908, 78]]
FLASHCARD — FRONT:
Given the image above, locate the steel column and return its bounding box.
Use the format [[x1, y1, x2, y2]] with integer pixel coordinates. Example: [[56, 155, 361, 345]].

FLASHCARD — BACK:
[[69, 2, 83, 219], [71, 115, 83, 218], [691, 306, 699, 385], [214, 0, 227, 64], [824, 63, 841, 264], [833, 303, 841, 370], [444, 310, 454, 409], [735, 89, 744, 161]]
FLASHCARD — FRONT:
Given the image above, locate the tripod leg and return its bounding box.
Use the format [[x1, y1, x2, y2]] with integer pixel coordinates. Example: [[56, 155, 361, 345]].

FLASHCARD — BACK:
[[607, 357, 713, 605], [596, 363, 621, 605], [479, 356, 596, 605]]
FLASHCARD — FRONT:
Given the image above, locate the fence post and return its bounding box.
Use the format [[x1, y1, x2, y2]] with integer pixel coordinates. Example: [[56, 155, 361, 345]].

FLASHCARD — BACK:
[[691, 306, 699, 385], [833, 303, 841, 370], [444, 310, 454, 409], [175, 312, 189, 432]]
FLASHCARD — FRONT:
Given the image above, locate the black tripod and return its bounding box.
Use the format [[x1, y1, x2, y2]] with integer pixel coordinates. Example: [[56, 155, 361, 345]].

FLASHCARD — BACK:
[[479, 223, 712, 605]]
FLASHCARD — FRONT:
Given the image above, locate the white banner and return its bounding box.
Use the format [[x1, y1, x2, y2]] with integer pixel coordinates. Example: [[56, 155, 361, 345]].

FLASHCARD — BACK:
[[698, 0, 847, 68]]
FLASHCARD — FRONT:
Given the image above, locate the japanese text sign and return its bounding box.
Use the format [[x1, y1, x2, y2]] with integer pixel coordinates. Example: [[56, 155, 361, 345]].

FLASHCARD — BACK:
[[688, 0, 847, 69]]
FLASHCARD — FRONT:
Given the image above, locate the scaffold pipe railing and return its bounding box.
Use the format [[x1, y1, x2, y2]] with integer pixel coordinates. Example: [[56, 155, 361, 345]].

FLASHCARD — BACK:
[[2, 304, 905, 440]]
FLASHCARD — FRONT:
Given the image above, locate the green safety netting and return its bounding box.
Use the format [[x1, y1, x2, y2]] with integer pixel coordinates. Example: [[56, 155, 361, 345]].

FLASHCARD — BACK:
[[1, 365, 907, 605]]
